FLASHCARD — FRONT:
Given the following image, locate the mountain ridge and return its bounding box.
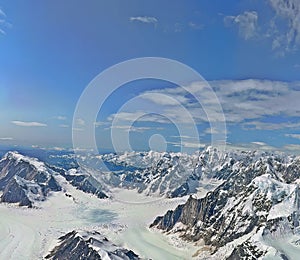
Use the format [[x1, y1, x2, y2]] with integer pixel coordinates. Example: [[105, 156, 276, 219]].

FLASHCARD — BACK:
[[150, 149, 300, 259]]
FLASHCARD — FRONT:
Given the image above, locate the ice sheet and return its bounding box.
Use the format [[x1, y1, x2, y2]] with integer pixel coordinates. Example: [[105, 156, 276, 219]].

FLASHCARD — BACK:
[[0, 183, 199, 260]]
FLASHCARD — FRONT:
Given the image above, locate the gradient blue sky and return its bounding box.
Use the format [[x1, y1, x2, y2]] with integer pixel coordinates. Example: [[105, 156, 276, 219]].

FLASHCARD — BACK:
[[1, 0, 300, 153]]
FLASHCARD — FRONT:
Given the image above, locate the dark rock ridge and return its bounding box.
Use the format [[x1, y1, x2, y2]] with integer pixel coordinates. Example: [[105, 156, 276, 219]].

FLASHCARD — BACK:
[[0, 151, 61, 207], [61, 168, 108, 199], [151, 152, 300, 258], [46, 230, 142, 260], [226, 240, 265, 260]]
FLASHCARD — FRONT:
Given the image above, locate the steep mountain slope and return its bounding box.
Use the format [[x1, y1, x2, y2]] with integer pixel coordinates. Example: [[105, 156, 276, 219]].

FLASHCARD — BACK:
[[46, 230, 142, 260], [60, 167, 108, 199], [0, 151, 62, 207], [0, 151, 108, 207], [150, 153, 300, 259]]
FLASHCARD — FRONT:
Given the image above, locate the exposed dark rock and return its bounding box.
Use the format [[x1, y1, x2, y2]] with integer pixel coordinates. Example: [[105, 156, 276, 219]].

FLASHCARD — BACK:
[[151, 153, 300, 257], [62, 168, 108, 199], [0, 151, 62, 207], [1, 178, 32, 207], [46, 230, 142, 260], [226, 240, 265, 260]]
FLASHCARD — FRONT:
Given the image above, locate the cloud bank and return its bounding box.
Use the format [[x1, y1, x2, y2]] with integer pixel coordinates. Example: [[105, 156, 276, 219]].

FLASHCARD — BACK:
[[105, 79, 300, 134], [11, 121, 47, 127]]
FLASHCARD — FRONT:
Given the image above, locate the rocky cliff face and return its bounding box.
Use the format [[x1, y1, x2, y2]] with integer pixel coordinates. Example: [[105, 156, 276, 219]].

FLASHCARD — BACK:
[[46, 230, 142, 260], [61, 168, 108, 199], [0, 151, 62, 207], [0, 151, 109, 207], [150, 152, 300, 259]]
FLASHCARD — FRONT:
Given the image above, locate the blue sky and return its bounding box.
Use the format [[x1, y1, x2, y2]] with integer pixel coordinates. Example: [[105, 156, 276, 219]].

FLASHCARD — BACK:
[[1, 0, 300, 153]]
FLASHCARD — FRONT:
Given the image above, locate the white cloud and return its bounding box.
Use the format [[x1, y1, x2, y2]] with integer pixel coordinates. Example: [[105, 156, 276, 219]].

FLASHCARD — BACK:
[[144, 79, 300, 123], [94, 121, 109, 127], [168, 141, 205, 149], [174, 22, 184, 32], [76, 118, 85, 126], [243, 121, 300, 131], [108, 111, 169, 124], [227, 1, 300, 54], [130, 126, 152, 133], [137, 82, 225, 124], [283, 144, 300, 151], [141, 92, 189, 106], [182, 142, 206, 148], [11, 121, 47, 127], [0, 8, 6, 35], [0, 7, 11, 35], [198, 79, 300, 124], [104, 79, 300, 133], [0, 8, 6, 17], [204, 127, 226, 135], [171, 135, 198, 140], [59, 124, 69, 128], [225, 142, 277, 152], [55, 116, 67, 120], [0, 137, 13, 141], [129, 16, 158, 24], [189, 22, 203, 30], [109, 111, 144, 122], [110, 125, 152, 133], [251, 141, 267, 146], [267, 0, 300, 52], [285, 134, 300, 139], [224, 11, 258, 40], [216, 80, 300, 122], [51, 147, 66, 151]]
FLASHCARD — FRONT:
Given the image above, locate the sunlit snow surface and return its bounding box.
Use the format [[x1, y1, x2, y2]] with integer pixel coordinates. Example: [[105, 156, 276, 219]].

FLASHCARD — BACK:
[[0, 175, 198, 260]]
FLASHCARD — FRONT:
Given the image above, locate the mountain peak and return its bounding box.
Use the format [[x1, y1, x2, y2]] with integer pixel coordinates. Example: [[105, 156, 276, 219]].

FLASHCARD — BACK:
[[0, 151, 61, 207], [46, 230, 142, 260], [3, 151, 47, 172]]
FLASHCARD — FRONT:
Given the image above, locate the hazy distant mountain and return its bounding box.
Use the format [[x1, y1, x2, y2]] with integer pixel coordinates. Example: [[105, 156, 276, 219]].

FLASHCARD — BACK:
[[50, 150, 207, 198], [45, 147, 298, 201], [93, 147, 243, 198], [46, 230, 142, 260], [96, 147, 290, 198]]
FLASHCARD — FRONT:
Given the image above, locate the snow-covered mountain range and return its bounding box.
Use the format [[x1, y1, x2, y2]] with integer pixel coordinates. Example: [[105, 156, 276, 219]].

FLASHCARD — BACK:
[[1, 147, 300, 259], [150, 149, 300, 259], [0, 151, 108, 207], [49, 147, 262, 198]]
